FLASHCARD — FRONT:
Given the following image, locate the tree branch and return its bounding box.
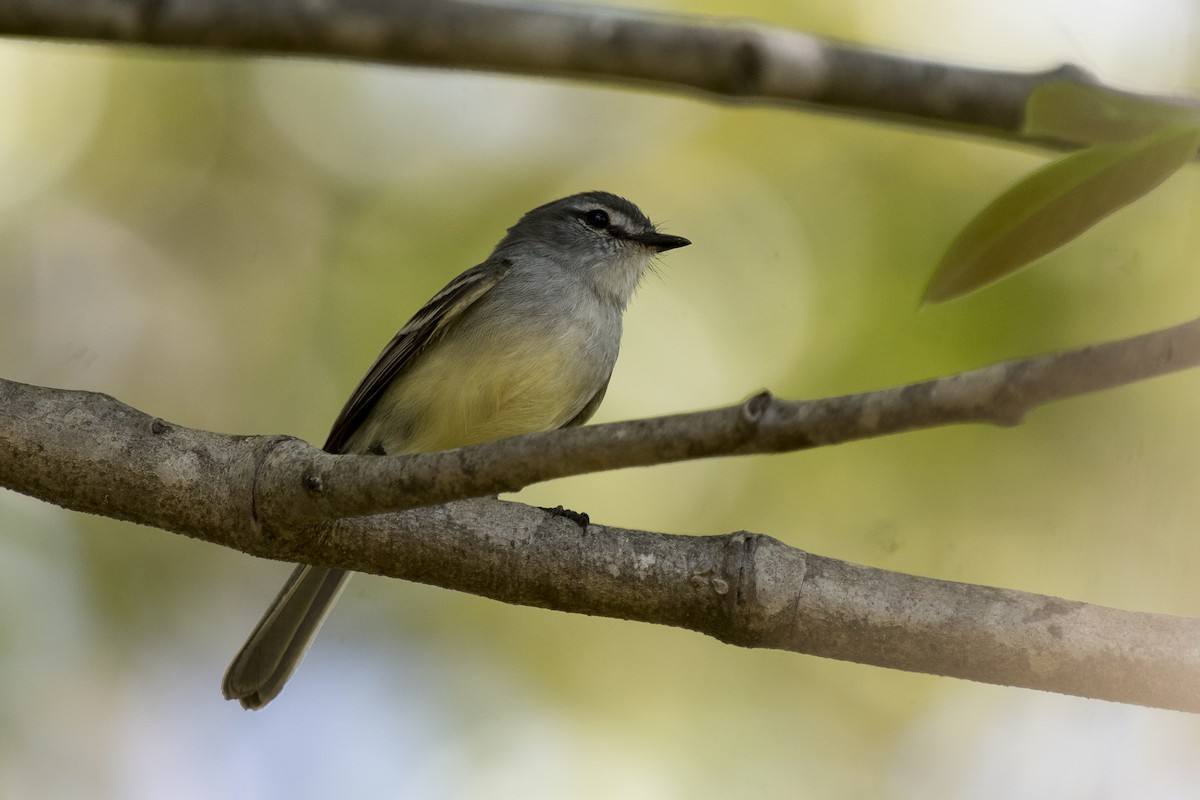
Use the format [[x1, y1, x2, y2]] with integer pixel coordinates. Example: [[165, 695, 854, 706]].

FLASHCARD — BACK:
[[5, 314, 1200, 711], [0, 0, 1152, 147], [325, 499, 1200, 713], [221, 311, 1200, 533]]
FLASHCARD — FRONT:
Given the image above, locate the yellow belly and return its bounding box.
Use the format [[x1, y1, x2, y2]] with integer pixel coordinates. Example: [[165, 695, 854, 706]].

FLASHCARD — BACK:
[[347, 319, 609, 455]]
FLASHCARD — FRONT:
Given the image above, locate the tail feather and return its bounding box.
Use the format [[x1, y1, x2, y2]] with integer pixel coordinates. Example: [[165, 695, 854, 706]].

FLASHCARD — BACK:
[[222, 565, 350, 709]]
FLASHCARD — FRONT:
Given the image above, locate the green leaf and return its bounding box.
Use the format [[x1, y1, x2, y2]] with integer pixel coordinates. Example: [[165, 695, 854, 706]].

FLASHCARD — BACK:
[[1025, 81, 1200, 145], [924, 123, 1200, 303]]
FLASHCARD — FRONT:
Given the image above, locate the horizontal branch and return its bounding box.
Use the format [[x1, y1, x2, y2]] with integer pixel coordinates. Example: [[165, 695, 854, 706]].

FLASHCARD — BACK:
[[5, 313, 1200, 710], [322, 498, 1200, 712], [0, 0, 1121, 145]]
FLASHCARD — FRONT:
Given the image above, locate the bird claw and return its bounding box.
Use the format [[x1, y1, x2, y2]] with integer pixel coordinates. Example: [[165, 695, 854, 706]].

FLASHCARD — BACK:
[[541, 505, 590, 528]]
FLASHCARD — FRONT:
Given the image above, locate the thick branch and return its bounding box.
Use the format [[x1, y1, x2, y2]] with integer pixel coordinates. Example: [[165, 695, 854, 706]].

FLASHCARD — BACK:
[[0, 0, 1119, 145], [322, 499, 1200, 712], [4, 315, 1200, 710], [5, 315, 1200, 544]]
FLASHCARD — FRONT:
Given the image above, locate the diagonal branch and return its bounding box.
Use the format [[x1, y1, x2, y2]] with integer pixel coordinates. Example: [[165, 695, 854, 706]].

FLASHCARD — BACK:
[[261, 310, 1200, 531], [0, 0, 1153, 147], [4, 314, 1200, 710]]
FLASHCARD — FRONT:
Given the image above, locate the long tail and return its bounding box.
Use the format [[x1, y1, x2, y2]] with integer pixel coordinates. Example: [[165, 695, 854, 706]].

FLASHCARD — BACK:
[[221, 565, 350, 709]]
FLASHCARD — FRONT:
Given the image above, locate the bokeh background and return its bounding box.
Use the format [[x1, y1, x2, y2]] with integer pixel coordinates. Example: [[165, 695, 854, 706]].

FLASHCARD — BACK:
[[3, 0, 1200, 797]]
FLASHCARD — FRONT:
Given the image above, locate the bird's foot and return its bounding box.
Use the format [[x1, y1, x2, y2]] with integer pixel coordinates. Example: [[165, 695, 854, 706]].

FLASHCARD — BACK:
[[541, 505, 590, 528]]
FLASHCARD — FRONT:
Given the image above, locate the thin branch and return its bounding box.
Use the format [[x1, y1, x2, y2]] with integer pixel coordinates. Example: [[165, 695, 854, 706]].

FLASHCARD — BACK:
[[262, 310, 1200, 530], [0, 0, 1140, 146], [4, 315, 1200, 710]]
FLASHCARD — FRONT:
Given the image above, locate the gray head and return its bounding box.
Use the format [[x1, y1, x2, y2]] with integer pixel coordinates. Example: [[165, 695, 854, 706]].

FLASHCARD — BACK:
[[493, 191, 690, 308]]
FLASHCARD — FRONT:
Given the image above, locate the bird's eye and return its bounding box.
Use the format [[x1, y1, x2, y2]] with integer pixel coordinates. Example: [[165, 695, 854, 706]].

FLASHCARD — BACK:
[[583, 209, 610, 230]]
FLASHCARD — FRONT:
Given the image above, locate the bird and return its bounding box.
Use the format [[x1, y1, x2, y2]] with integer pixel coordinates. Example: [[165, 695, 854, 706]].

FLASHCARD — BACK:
[[221, 191, 690, 708]]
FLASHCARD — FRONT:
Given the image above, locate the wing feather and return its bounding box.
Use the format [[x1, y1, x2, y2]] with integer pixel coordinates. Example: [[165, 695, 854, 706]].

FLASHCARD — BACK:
[[323, 257, 513, 453]]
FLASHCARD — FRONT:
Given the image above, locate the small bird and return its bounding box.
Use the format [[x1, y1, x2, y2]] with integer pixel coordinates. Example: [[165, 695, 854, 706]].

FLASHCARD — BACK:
[[222, 191, 690, 708]]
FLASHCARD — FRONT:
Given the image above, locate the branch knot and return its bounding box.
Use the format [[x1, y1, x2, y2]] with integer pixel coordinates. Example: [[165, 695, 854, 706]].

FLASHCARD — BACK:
[[738, 390, 772, 432]]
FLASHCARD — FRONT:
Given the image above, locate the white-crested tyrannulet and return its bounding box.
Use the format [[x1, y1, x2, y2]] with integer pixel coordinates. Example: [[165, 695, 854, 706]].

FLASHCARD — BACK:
[[222, 191, 689, 708]]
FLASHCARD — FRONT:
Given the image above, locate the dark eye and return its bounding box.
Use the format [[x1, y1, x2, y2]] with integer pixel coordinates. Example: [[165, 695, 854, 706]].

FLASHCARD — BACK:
[[583, 209, 610, 230]]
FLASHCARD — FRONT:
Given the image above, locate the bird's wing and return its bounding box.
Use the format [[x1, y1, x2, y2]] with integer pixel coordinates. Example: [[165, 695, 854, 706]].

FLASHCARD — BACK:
[[322, 257, 514, 453]]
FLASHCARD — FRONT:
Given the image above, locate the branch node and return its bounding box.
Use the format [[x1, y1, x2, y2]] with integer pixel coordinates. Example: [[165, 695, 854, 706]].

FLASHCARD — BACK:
[[303, 472, 324, 493], [739, 390, 773, 431], [249, 434, 300, 533], [731, 34, 765, 94], [149, 418, 171, 435]]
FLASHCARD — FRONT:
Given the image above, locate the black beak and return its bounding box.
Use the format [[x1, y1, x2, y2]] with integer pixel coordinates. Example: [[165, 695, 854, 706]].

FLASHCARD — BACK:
[[630, 231, 691, 252]]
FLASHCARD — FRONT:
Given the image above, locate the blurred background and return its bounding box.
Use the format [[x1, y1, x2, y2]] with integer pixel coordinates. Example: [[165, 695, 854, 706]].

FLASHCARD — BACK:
[[3, 0, 1200, 796]]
